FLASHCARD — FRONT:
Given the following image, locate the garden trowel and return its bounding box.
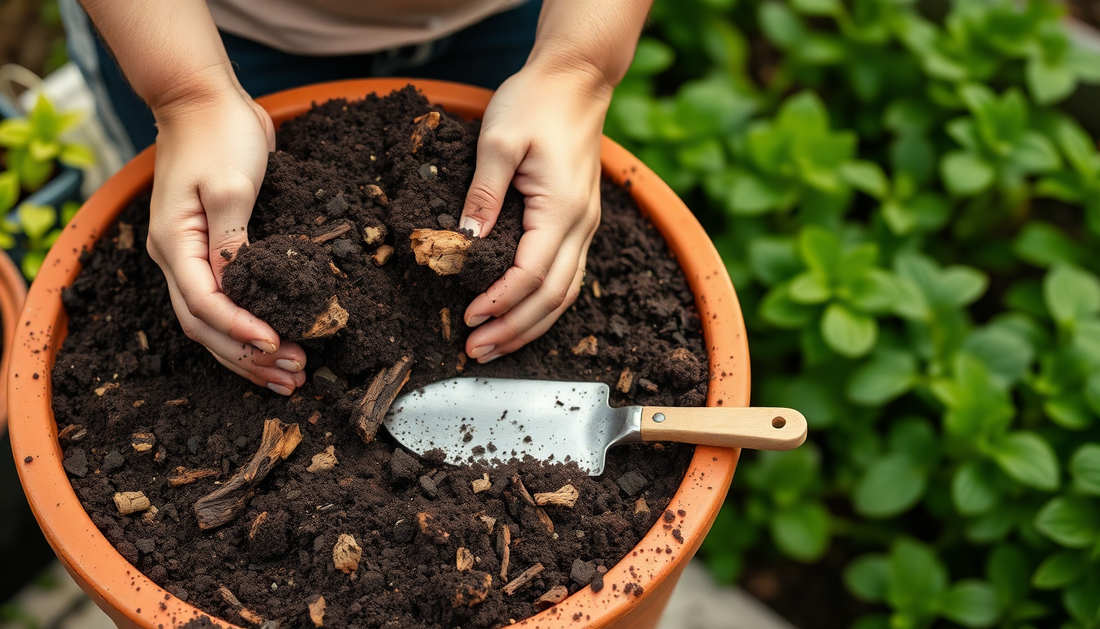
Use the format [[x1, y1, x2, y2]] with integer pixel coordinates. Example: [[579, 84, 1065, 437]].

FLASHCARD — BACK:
[[384, 377, 807, 476]]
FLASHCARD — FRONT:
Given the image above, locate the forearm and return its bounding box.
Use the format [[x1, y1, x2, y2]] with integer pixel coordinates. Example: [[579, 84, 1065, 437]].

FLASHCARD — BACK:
[[78, 0, 238, 116], [527, 0, 654, 97]]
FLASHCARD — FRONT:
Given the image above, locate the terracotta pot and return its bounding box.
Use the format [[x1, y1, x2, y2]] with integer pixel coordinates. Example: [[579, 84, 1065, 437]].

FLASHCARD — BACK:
[[0, 249, 27, 433], [8, 79, 749, 629]]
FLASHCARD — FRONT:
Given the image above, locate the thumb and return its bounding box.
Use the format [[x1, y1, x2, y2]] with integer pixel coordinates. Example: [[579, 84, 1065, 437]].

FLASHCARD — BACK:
[[460, 135, 523, 238], [201, 173, 263, 289]]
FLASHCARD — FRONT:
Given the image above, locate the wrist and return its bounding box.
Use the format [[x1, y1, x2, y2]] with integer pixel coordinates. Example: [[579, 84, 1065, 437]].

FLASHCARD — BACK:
[[148, 62, 245, 124], [524, 39, 621, 103]]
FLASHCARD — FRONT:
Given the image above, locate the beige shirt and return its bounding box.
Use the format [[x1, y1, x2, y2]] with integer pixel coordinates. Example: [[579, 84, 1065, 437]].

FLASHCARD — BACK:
[[206, 0, 528, 56]]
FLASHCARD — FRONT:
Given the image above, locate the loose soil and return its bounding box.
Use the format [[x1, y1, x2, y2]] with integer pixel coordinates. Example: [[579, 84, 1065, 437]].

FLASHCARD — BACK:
[[52, 87, 708, 628]]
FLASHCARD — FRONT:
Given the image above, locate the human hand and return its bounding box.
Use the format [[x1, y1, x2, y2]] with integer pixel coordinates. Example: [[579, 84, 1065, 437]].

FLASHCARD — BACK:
[[460, 64, 612, 363], [147, 82, 306, 394]]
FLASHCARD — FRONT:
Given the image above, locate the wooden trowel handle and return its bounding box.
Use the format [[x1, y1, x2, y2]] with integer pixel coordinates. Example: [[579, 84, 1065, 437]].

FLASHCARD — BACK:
[[639, 406, 807, 450]]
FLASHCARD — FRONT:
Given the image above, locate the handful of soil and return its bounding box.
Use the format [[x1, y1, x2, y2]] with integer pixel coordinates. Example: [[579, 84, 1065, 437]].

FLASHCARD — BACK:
[[53, 87, 709, 629]]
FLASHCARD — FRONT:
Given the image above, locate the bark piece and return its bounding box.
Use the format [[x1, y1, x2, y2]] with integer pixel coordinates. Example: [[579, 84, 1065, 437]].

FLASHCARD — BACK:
[[218, 586, 263, 625], [617, 367, 634, 394], [355, 356, 412, 444], [372, 244, 394, 266], [364, 185, 389, 206], [410, 229, 471, 276], [332, 533, 362, 574], [456, 352, 467, 372], [417, 512, 449, 544], [306, 445, 338, 473], [440, 308, 451, 342], [117, 222, 135, 250], [168, 467, 219, 487], [479, 514, 496, 535], [498, 524, 512, 580], [363, 225, 386, 244], [453, 572, 492, 608], [536, 508, 555, 536], [511, 475, 536, 506], [248, 511, 268, 542], [456, 547, 474, 572], [591, 280, 602, 298], [410, 111, 441, 153], [634, 496, 650, 514], [616, 470, 649, 497], [95, 382, 119, 396], [503, 563, 545, 596], [58, 424, 84, 441], [572, 335, 598, 356], [311, 222, 352, 244], [471, 473, 491, 494], [165, 397, 188, 406], [308, 595, 326, 628], [136, 330, 149, 351], [534, 484, 579, 508], [114, 491, 150, 515], [131, 432, 156, 453], [193, 419, 302, 529], [303, 296, 348, 339], [535, 585, 569, 610]]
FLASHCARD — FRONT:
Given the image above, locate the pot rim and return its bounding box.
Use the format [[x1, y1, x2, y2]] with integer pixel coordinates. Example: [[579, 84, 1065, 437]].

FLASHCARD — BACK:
[[0, 249, 26, 434], [8, 78, 749, 628]]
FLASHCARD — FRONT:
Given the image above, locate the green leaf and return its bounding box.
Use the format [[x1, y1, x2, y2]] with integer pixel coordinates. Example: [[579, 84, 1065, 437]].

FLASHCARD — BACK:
[[770, 501, 830, 562], [1069, 443, 1100, 496], [962, 326, 1034, 388], [941, 151, 995, 197], [19, 154, 53, 192], [17, 203, 57, 242], [882, 193, 950, 236], [1031, 550, 1086, 589], [0, 118, 31, 147], [1044, 393, 1093, 430], [889, 133, 936, 185], [61, 201, 80, 226], [938, 266, 989, 309], [941, 580, 1000, 628], [777, 91, 830, 135], [846, 269, 897, 313], [1027, 55, 1077, 105], [758, 1, 805, 49], [749, 237, 801, 286], [1044, 264, 1100, 326], [799, 226, 841, 282], [1012, 222, 1085, 267], [990, 431, 1060, 492], [788, 272, 832, 304], [760, 283, 816, 328], [1054, 117, 1100, 178], [887, 539, 948, 617], [790, 0, 839, 16], [1034, 497, 1100, 548], [0, 171, 18, 214], [20, 251, 43, 280], [986, 544, 1029, 606], [854, 454, 926, 518], [821, 303, 877, 358], [839, 161, 889, 199], [59, 143, 96, 168], [27, 138, 59, 162], [1008, 132, 1062, 174], [728, 172, 789, 215], [629, 37, 675, 75], [847, 349, 917, 406], [952, 460, 1001, 517], [30, 93, 59, 139], [844, 554, 889, 602]]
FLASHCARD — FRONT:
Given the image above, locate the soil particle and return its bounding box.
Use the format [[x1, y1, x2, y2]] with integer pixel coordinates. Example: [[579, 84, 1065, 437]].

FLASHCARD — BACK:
[[616, 470, 649, 496], [54, 87, 707, 629]]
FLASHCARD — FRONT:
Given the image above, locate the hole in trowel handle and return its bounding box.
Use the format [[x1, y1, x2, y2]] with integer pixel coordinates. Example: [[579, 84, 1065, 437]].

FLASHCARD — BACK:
[[772, 416, 786, 429]]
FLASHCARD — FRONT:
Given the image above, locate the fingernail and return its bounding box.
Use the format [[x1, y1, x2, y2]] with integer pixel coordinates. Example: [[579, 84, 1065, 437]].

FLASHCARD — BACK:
[[468, 344, 495, 359], [253, 340, 277, 353], [276, 359, 302, 373], [459, 217, 481, 238], [478, 351, 502, 364], [466, 314, 489, 327], [267, 382, 292, 396]]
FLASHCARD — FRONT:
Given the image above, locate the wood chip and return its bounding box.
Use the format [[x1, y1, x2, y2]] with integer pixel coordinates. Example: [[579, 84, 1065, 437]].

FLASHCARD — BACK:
[[364, 185, 389, 206], [308, 410, 322, 425], [136, 330, 149, 351], [453, 572, 492, 608], [372, 244, 394, 266], [479, 514, 496, 534], [417, 512, 450, 544], [511, 475, 535, 506], [456, 547, 474, 571], [363, 225, 385, 244], [117, 222, 134, 250], [471, 473, 491, 494], [498, 524, 512, 580], [410, 111, 441, 153], [617, 367, 634, 394], [248, 511, 267, 542], [94, 382, 119, 396], [308, 595, 326, 627], [456, 352, 467, 372], [440, 308, 451, 342], [311, 221, 352, 244], [410, 229, 471, 275], [572, 335, 598, 356], [502, 563, 544, 596], [217, 586, 263, 625], [193, 419, 302, 529], [536, 508, 555, 535], [131, 432, 156, 453], [591, 280, 602, 298], [58, 424, 83, 440], [303, 296, 349, 339], [535, 585, 569, 610], [168, 467, 219, 487], [117, 268, 129, 284], [634, 496, 650, 514], [114, 491, 150, 515], [141, 505, 158, 524], [355, 356, 412, 444], [306, 445, 338, 472], [165, 397, 188, 406], [328, 261, 346, 278], [534, 484, 579, 508], [332, 533, 362, 574]]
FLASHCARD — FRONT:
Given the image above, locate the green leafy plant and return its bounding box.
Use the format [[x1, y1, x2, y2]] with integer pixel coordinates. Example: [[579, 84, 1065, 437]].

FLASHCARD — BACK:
[[0, 94, 94, 192], [609, 0, 1100, 626], [0, 200, 78, 279]]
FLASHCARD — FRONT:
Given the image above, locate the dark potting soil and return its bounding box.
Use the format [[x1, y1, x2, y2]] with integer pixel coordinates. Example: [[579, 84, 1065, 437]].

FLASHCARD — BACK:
[[52, 87, 707, 629]]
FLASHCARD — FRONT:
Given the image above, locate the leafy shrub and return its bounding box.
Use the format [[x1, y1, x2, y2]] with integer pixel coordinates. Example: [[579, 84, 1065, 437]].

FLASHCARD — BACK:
[[606, 0, 1100, 626], [0, 94, 94, 192]]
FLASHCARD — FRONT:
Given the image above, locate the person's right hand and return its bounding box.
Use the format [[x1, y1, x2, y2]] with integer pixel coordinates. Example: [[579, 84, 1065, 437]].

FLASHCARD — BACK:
[[146, 82, 306, 395]]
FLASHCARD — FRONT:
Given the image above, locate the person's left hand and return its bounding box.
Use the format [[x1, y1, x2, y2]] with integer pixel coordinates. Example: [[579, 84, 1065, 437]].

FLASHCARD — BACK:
[[460, 63, 612, 363]]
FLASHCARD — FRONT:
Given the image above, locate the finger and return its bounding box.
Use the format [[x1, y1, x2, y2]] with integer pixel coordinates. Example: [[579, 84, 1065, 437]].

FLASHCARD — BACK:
[[201, 172, 265, 287], [459, 131, 525, 238], [464, 222, 580, 327], [474, 266, 586, 363]]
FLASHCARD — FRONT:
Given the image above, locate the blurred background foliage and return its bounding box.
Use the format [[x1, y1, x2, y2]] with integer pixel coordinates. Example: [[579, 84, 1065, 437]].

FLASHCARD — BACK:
[[603, 0, 1100, 627]]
